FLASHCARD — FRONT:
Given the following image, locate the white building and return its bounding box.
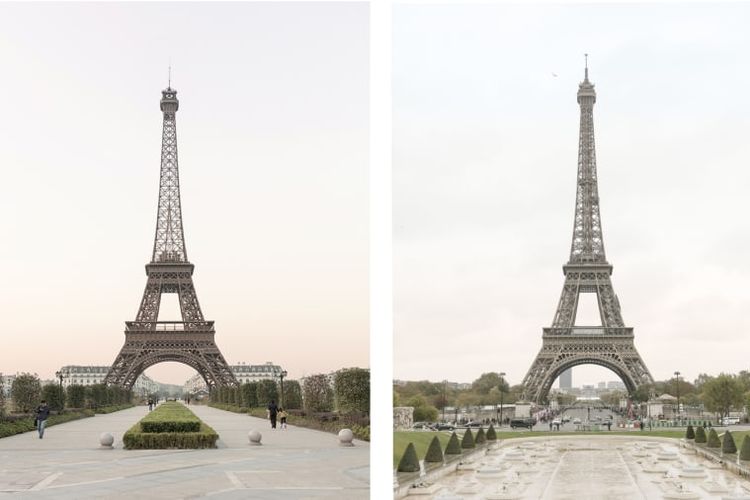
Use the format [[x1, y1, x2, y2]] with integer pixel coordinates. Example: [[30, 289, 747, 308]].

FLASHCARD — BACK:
[[57, 366, 158, 395], [183, 362, 284, 394], [1, 374, 16, 397]]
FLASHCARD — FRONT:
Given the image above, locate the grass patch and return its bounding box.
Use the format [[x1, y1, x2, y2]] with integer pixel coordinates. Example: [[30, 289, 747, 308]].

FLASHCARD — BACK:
[[393, 429, 750, 468], [94, 403, 135, 414], [123, 402, 218, 449]]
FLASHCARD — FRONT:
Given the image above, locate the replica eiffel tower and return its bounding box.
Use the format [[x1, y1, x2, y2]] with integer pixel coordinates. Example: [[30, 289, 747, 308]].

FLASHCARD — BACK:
[[521, 60, 653, 403], [104, 85, 237, 390]]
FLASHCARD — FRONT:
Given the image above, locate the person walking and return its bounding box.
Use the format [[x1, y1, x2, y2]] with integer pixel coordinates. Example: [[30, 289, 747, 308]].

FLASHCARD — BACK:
[[279, 408, 288, 430], [35, 400, 50, 439], [148, 398, 153, 411], [267, 400, 278, 429]]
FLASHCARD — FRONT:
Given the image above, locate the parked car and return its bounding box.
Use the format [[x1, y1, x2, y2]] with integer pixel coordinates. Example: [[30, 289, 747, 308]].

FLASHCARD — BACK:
[[435, 423, 456, 431], [412, 422, 436, 431], [722, 417, 741, 426], [510, 418, 535, 429], [572, 417, 582, 425], [464, 421, 485, 428]]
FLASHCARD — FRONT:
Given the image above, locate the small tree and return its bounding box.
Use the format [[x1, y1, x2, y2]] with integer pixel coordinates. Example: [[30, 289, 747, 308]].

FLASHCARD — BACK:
[[740, 435, 750, 461], [240, 382, 258, 408], [475, 427, 486, 445], [0, 373, 5, 418], [282, 380, 302, 410], [461, 429, 475, 449], [424, 436, 444, 464], [333, 368, 369, 414], [695, 425, 707, 443], [707, 428, 721, 448], [42, 384, 64, 412], [303, 374, 334, 413], [256, 379, 279, 406], [722, 429, 737, 454], [11, 373, 41, 413], [685, 424, 695, 439], [397, 442, 420, 472], [486, 424, 497, 441], [444, 432, 462, 455]]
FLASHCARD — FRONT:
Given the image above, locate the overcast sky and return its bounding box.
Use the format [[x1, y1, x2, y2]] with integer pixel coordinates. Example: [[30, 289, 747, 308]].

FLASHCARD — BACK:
[[393, 3, 750, 388], [0, 2, 368, 385]]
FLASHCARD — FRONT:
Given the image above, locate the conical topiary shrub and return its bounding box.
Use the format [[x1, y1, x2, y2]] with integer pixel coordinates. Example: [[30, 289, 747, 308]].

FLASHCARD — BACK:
[[397, 442, 420, 473], [722, 429, 737, 454], [707, 428, 721, 449], [695, 425, 707, 444], [486, 424, 497, 441], [424, 436, 444, 464], [740, 435, 750, 461], [461, 428, 475, 449], [444, 432, 462, 455], [685, 425, 695, 439], [475, 427, 486, 445]]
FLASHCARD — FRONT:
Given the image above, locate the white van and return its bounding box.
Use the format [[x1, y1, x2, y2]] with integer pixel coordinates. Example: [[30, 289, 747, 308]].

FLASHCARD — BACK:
[[721, 416, 740, 426]]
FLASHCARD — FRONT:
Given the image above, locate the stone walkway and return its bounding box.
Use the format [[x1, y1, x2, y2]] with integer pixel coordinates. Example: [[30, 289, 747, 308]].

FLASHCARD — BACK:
[[0, 404, 369, 498]]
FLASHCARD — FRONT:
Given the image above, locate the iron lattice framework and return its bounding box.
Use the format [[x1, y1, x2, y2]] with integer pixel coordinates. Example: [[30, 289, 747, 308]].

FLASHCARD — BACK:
[[104, 87, 237, 390], [521, 63, 653, 403]]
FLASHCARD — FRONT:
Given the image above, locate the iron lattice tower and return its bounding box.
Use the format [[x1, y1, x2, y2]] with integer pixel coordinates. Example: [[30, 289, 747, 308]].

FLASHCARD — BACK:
[[521, 62, 653, 403], [104, 86, 237, 390]]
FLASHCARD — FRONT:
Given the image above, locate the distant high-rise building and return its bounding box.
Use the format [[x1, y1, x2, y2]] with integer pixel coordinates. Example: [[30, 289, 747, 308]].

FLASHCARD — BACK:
[[559, 368, 572, 389]]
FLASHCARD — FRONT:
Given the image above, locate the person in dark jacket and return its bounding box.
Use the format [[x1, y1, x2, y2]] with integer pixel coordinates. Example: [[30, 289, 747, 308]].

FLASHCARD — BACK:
[[267, 400, 278, 429], [35, 400, 50, 439]]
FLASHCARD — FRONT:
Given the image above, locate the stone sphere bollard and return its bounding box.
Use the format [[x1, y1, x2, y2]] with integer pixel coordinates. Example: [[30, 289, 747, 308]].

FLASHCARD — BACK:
[[338, 428, 354, 447], [100, 432, 114, 448], [248, 429, 262, 446]]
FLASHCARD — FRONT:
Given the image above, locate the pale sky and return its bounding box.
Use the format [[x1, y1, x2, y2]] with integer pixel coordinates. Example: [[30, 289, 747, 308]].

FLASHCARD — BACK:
[[393, 3, 750, 387], [0, 2, 369, 385]]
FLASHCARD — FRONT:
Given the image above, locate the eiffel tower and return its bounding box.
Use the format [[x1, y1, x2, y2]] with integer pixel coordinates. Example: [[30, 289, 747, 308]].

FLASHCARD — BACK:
[[521, 60, 653, 403], [104, 85, 237, 390]]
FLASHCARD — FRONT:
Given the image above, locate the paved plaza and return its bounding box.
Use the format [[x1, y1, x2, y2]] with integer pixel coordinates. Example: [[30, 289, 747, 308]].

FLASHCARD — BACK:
[[0, 404, 369, 499]]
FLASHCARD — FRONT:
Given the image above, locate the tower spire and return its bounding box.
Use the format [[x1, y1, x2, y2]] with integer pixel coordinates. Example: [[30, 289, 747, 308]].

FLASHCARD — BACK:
[[153, 86, 187, 263], [584, 53, 588, 81], [571, 56, 603, 263]]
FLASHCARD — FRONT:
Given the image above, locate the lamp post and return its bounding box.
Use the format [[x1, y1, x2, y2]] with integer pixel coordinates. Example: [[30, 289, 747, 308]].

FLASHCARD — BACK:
[[55, 370, 65, 410], [674, 371, 681, 422], [499, 372, 506, 426], [279, 369, 287, 408], [442, 380, 447, 422]]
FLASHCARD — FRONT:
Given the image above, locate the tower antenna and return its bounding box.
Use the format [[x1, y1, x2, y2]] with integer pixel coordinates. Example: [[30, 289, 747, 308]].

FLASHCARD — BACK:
[[584, 53, 589, 80], [168, 62, 171, 89]]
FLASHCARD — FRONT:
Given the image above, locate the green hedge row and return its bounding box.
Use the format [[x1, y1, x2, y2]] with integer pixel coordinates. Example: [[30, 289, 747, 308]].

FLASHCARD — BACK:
[[95, 403, 135, 414], [123, 422, 218, 449], [0, 409, 95, 439], [139, 402, 202, 433], [123, 402, 218, 449]]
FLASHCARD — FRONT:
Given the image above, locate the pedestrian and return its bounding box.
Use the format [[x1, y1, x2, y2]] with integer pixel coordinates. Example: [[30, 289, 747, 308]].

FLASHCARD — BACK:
[[267, 400, 278, 429], [549, 421, 553, 431], [148, 398, 153, 411], [279, 408, 288, 430], [35, 400, 50, 439]]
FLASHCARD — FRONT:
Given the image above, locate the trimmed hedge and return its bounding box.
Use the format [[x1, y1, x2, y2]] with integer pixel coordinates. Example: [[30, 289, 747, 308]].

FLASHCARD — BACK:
[[397, 442, 420, 473], [140, 404, 200, 433], [685, 425, 694, 439], [444, 432, 462, 455], [475, 427, 486, 445], [707, 428, 721, 448], [722, 430, 737, 454], [424, 436, 444, 464], [123, 402, 218, 449], [461, 428, 475, 449], [0, 409, 95, 439], [740, 435, 750, 461], [695, 426, 707, 444], [123, 421, 218, 449], [95, 403, 135, 414], [486, 424, 497, 441]]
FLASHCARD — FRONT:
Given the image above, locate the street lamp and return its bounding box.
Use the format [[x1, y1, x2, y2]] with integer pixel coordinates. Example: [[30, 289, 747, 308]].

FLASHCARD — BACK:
[[499, 372, 506, 427], [278, 369, 288, 408], [442, 380, 448, 422], [674, 371, 681, 422], [55, 370, 65, 410]]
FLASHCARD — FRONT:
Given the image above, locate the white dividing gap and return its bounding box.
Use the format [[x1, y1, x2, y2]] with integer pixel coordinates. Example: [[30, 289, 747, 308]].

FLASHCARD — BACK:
[[573, 292, 603, 326], [157, 293, 183, 322]]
